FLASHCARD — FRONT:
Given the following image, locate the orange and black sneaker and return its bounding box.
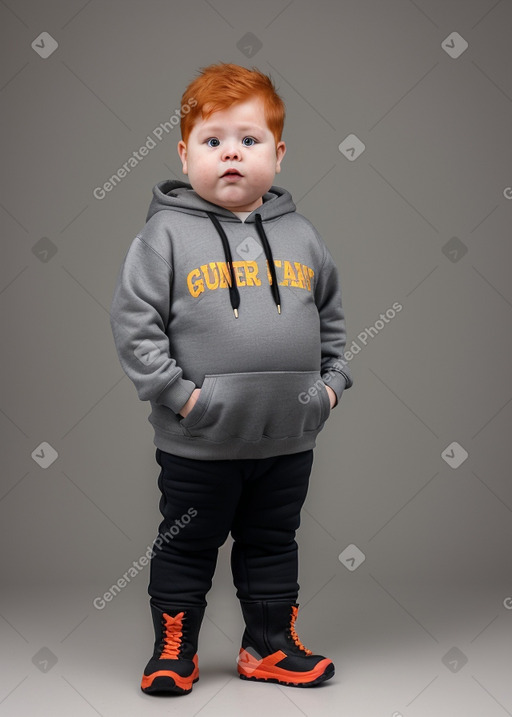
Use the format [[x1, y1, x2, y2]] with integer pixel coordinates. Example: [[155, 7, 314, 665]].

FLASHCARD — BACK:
[[237, 600, 334, 687], [141, 603, 205, 696]]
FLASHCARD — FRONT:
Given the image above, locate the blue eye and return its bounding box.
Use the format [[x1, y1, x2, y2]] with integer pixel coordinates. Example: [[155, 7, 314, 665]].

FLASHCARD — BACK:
[[242, 137, 256, 146], [207, 137, 220, 147]]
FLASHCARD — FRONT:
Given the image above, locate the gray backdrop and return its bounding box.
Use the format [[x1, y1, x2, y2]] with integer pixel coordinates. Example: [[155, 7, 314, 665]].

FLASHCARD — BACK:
[[1, 1, 512, 715]]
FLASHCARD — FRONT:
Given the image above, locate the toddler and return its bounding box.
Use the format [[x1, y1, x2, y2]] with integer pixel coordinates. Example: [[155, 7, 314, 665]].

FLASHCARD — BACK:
[[110, 62, 353, 695]]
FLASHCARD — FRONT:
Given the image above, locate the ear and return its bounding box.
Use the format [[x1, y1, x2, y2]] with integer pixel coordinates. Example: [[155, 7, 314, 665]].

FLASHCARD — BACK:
[[177, 140, 188, 175], [275, 141, 286, 174]]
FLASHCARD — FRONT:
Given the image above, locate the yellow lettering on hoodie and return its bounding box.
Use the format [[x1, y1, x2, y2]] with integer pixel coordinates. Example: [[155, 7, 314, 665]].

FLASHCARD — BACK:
[[293, 262, 306, 289], [187, 268, 204, 297], [188, 259, 314, 297], [231, 262, 245, 286], [283, 261, 298, 286], [244, 261, 261, 286], [302, 264, 314, 291], [201, 262, 219, 290], [217, 261, 232, 288], [266, 259, 281, 285], [307, 266, 315, 290]]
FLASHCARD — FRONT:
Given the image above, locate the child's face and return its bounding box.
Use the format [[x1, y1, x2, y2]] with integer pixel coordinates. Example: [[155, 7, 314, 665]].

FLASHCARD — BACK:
[[177, 97, 286, 213]]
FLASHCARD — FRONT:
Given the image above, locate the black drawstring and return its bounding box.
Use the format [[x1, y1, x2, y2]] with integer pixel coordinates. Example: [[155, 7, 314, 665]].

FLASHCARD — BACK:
[[206, 212, 240, 318], [205, 211, 281, 318], [255, 213, 281, 314]]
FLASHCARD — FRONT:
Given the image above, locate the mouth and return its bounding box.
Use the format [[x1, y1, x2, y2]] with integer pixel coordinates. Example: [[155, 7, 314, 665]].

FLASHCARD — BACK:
[[221, 168, 243, 178]]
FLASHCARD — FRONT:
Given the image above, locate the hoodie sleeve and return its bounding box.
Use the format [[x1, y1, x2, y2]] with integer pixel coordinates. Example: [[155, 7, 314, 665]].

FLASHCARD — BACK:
[[110, 236, 196, 414], [314, 242, 353, 406]]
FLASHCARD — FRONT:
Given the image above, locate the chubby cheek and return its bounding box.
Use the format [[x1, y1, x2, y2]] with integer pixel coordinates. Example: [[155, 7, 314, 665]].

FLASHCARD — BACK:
[[252, 165, 277, 187], [188, 162, 215, 188]]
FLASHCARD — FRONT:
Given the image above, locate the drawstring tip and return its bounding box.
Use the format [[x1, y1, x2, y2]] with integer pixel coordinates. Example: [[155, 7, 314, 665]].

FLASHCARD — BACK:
[[277, 304, 281, 314], [233, 308, 239, 318]]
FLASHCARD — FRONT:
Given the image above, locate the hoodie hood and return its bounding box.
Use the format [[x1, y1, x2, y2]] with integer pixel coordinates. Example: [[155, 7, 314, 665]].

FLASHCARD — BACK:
[[146, 179, 296, 224]]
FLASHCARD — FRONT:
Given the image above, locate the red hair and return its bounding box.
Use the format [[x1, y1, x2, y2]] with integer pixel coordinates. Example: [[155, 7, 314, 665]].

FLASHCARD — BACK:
[[180, 63, 285, 146]]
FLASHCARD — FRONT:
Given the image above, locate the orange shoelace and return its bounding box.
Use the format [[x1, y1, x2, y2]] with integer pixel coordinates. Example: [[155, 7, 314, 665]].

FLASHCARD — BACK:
[[289, 606, 313, 655], [159, 612, 184, 659]]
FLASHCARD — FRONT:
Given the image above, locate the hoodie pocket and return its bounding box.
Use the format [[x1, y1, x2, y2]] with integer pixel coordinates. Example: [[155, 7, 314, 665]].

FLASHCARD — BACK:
[[179, 370, 330, 443]]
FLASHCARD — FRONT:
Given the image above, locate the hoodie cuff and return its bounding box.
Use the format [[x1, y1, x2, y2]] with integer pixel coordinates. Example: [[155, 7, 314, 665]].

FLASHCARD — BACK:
[[322, 371, 347, 408], [156, 378, 197, 415]]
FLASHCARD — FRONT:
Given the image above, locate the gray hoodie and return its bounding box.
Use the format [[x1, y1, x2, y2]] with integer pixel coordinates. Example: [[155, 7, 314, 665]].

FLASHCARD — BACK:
[[110, 179, 353, 460]]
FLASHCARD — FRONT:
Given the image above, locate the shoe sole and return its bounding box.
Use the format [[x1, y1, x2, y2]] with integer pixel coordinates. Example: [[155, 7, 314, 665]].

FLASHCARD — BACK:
[[141, 674, 199, 695], [239, 660, 335, 687], [141, 652, 199, 695]]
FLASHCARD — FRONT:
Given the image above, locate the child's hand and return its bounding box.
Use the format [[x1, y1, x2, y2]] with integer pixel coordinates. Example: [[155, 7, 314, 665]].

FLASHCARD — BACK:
[[324, 384, 337, 409], [179, 388, 201, 418]]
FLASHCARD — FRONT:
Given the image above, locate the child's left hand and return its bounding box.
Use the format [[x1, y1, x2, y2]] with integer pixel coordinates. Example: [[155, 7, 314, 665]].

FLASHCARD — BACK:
[[324, 384, 337, 409]]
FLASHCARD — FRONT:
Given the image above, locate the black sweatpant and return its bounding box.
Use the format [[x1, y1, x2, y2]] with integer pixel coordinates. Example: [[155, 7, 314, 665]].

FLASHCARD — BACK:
[[148, 447, 313, 608]]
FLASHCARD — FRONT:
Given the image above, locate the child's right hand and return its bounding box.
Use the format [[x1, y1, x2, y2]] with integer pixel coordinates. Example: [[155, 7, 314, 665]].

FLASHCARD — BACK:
[[178, 388, 201, 418]]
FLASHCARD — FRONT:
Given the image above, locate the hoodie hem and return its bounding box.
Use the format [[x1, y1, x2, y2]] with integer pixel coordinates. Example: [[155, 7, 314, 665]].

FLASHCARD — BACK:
[[151, 428, 320, 461]]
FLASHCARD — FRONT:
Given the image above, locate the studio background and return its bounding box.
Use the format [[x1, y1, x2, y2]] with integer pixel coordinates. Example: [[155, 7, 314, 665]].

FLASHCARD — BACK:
[[1, 1, 511, 715]]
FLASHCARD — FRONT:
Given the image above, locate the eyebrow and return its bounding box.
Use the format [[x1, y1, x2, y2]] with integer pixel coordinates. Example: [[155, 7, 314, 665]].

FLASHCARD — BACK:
[[199, 124, 265, 134]]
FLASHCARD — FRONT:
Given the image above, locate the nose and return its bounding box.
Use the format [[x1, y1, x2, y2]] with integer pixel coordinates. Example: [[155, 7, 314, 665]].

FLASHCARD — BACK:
[[221, 143, 241, 161]]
